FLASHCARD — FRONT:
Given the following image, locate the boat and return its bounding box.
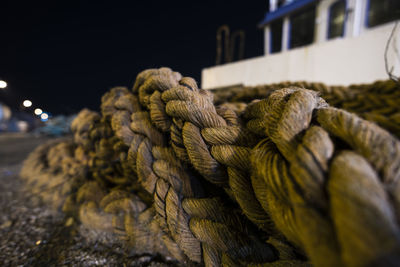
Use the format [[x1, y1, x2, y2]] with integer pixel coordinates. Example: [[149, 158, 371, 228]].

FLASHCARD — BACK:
[[202, 0, 400, 89]]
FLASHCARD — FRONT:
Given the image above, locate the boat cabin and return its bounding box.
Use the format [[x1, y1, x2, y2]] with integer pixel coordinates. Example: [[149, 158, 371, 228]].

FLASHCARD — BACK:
[[202, 0, 400, 88]]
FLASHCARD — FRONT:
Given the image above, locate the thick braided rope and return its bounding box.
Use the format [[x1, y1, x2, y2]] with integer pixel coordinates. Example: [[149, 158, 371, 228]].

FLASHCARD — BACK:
[[53, 69, 275, 265], [134, 69, 276, 235], [21, 67, 400, 267], [20, 138, 78, 209], [77, 87, 179, 259], [245, 88, 400, 266], [27, 92, 180, 258], [20, 108, 102, 211], [95, 71, 400, 266], [126, 68, 276, 265], [212, 80, 400, 138], [131, 68, 400, 266]]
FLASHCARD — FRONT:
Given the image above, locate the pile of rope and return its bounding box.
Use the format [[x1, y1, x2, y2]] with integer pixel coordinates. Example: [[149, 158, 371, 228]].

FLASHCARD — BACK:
[[21, 68, 400, 266], [212, 80, 400, 139]]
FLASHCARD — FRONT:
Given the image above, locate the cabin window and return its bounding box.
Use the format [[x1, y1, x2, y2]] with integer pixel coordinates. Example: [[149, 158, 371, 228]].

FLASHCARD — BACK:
[[278, 0, 295, 7], [328, 0, 346, 39], [277, 0, 286, 8], [367, 0, 400, 28], [289, 5, 316, 49], [270, 19, 283, 53]]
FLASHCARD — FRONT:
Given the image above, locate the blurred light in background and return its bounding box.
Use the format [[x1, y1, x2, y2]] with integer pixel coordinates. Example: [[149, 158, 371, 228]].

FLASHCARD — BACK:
[[40, 112, 49, 121], [0, 80, 7, 89], [34, 108, 43, 115], [17, 121, 29, 132], [0, 103, 12, 121], [23, 100, 32, 107]]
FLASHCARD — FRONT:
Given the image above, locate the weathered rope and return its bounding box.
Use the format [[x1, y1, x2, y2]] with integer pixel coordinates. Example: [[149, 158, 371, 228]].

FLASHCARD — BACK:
[[21, 68, 400, 266], [212, 80, 400, 138], [245, 88, 400, 266]]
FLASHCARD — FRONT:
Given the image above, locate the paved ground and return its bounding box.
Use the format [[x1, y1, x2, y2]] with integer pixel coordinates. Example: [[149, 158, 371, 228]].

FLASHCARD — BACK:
[[0, 133, 178, 266]]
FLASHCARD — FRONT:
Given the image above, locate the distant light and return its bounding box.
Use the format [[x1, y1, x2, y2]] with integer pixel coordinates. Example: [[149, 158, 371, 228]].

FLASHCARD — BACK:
[[0, 104, 11, 121], [40, 113, 49, 121], [34, 108, 43, 115], [0, 80, 7, 89], [23, 100, 32, 107], [17, 121, 29, 132]]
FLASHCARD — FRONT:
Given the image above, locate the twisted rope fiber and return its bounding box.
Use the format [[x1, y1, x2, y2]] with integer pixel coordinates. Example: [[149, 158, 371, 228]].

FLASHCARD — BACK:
[[212, 80, 400, 138], [21, 67, 400, 266]]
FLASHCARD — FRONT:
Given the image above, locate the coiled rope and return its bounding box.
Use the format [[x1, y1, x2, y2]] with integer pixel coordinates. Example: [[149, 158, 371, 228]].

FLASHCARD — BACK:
[[212, 80, 400, 138], [21, 68, 400, 266]]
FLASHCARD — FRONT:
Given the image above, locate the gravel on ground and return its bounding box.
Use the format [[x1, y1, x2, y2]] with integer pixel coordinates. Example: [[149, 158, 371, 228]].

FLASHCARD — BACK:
[[0, 133, 179, 267]]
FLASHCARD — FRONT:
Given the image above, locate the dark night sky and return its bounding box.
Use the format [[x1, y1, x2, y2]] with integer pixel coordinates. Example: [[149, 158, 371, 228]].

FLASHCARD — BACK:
[[0, 1, 268, 115]]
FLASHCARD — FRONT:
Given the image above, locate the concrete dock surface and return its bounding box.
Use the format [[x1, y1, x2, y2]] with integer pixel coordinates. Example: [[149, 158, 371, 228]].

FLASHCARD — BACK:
[[0, 133, 177, 266]]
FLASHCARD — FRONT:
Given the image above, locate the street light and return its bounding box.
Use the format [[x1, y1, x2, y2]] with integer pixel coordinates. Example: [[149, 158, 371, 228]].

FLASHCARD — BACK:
[[0, 80, 7, 89], [40, 113, 49, 121], [23, 100, 32, 107], [34, 108, 43, 115]]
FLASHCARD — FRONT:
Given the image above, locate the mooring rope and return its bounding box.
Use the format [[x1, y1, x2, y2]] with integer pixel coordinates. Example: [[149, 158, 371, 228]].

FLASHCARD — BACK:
[[21, 67, 400, 266], [212, 80, 400, 139]]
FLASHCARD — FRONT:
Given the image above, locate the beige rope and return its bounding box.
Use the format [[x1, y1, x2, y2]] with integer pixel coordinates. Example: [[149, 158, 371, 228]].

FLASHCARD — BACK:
[[21, 68, 400, 267], [213, 80, 400, 138]]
